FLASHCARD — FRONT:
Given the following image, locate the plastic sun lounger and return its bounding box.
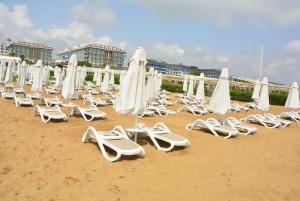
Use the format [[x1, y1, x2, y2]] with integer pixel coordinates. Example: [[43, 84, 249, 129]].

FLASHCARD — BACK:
[[41, 96, 62, 107], [82, 126, 145, 162], [233, 103, 250, 111], [14, 93, 34, 107], [26, 92, 42, 100], [1, 91, 14, 99], [127, 122, 190, 152], [244, 102, 257, 109], [72, 105, 107, 121], [158, 98, 173, 106], [263, 113, 291, 127], [186, 118, 240, 139], [226, 117, 257, 135], [147, 105, 176, 116], [280, 112, 300, 122], [83, 95, 107, 106], [45, 87, 57, 94], [35, 105, 68, 123], [231, 104, 242, 112], [240, 114, 281, 129], [178, 105, 208, 116], [13, 87, 25, 94], [138, 110, 155, 117], [4, 83, 13, 89]]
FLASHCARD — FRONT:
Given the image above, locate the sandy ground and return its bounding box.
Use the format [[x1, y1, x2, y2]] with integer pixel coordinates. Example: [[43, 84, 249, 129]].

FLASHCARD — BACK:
[[0, 85, 300, 201]]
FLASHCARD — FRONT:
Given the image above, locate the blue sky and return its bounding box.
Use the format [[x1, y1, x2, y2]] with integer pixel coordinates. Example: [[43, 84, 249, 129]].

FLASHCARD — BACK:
[[0, 0, 300, 83]]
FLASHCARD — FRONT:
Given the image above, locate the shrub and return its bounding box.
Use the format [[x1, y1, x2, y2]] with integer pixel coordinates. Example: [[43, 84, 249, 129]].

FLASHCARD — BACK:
[[161, 81, 184, 93], [269, 92, 288, 106]]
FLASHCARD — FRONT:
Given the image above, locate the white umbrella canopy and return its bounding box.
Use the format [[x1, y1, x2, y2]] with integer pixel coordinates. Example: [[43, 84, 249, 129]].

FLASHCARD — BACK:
[[55, 67, 63, 87], [17, 61, 27, 87], [114, 47, 147, 115], [80, 66, 87, 86], [251, 79, 261, 101], [31, 60, 44, 92], [101, 65, 110, 93], [209, 68, 231, 115], [119, 70, 126, 87], [257, 77, 269, 111], [183, 75, 188, 92], [4, 61, 13, 82], [96, 70, 102, 86], [61, 54, 78, 99], [110, 71, 115, 85], [195, 73, 205, 103], [75, 66, 82, 89], [187, 76, 194, 97], [0, 60, 6, 82], [93, 69, 99, 82], [156, 73, 162, 93], [285, 82, 299, 109], [145, 67, 155, 102]]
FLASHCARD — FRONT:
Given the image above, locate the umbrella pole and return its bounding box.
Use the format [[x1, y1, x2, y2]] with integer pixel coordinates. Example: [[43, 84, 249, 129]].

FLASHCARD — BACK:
[[134, 115, 139, 142]]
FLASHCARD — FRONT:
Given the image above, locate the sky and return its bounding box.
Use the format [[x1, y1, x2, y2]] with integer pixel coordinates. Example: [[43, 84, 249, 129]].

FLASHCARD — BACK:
[[0, 0, 299, 84]]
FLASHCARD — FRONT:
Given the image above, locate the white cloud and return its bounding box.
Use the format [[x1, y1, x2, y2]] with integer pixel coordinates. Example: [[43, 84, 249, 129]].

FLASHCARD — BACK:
[[0, 2, 124, 55], [285, 40, 300, 53], [71, 3, 118, 28], [134, 0, 300, 27]]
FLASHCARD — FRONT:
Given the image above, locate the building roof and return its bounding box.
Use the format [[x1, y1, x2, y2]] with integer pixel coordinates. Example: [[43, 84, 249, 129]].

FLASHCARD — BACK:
[[6, 41, 53, 50], [58, 43, 126, 55]]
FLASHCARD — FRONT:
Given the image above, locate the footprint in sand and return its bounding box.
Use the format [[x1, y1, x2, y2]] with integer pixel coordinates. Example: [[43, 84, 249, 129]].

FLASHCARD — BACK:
[[63, 176, 80, 186], [0, 166, 12, 175]]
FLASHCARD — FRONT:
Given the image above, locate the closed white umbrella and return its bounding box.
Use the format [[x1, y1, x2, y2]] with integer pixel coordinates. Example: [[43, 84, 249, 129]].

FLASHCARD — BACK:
[[187, 76, 194, 97], [17, 61, 27, 87], [4, 61, 13, 82], [80, 66, 87, 86], [75, 66, 82, 89], [110, 71, 115, 85], [257, 77, 269, 111], [119, 70, 126, 86], [114, 47, 146, 115], [145, 67, 155, 102], [183, 75, 188, 92], [195, 73, 205, 103], [0, 60, 6, 82], [251, 80, 261, 102], [101, 65, 110, 93], [155, 72, 162, 94], [93, 69, 98, 82], [55, 67, 63, 87], [209, 68, 231, 115], [96, 70, 102, 86], [285, 82, 299, 109], [61, 54, 78, 99], [31, 60, 44, 92]]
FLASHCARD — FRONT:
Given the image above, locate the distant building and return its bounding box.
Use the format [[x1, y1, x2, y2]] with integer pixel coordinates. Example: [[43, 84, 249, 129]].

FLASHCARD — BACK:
[[57, 43, 126, 67], [5, 40, 53, 63], [146, 59, 222, 77], [0, 38, 12, 56]]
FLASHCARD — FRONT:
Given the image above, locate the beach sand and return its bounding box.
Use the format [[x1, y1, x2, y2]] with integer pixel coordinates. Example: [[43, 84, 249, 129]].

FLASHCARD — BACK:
[[0, 88, 300, 201]]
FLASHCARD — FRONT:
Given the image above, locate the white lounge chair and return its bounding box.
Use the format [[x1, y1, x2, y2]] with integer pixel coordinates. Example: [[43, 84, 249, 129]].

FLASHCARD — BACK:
[[226, 117, 257, 135], [13, 87, 25, 94], [178, 105, 208, 116], [72, 105, 107, 121], [147, 105, 176, 116], [138, 110, 155, 117], [4, 83, 13, 89], [244, 102, 257, 109], [35, 105, 68, 123], [26, 92, 42, 99], [127, 122, 190, 152], [41, 96, 62, 106], [186, 118, 239, 139], [82, 126, 145, 162], [14, 93, 34, 107], [240, 114, 281, 128], [1, 91, 14, 99], [280, 112, 300, 122], [157, 98, 173, 106], [45, 87, 57, 94], [263, 113, 291, 127], [232, 103, 250, 111], [84, 95, 107, 106]]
